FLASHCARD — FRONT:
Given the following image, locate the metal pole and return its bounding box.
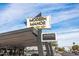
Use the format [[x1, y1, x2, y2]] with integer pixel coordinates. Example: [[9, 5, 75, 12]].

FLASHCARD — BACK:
[[45, 42, 51, 56], [37, 29, 44, 56], [34, 13, 44, 56], [48, 42, 54, 56]]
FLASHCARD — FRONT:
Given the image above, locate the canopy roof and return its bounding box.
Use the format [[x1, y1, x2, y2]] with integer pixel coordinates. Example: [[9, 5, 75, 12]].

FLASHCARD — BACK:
[[0, 28, 38, 48]]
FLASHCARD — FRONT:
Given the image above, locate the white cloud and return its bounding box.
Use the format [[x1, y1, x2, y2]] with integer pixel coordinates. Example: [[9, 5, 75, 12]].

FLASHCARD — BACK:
[[51, 9, 79, 24], [0, 24, 26, 33], [57, 32, 79, 40], [0, 4, 39, 26], [56, 28, 79, 47]]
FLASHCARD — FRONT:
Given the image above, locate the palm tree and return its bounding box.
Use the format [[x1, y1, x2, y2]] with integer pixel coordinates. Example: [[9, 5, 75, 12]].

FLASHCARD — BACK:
[[73, 42, 75, 45], [71, 42, 79, 54]]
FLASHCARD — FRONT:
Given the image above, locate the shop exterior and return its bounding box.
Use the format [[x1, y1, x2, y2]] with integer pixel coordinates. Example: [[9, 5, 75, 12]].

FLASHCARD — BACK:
[[0, 13, 56, 56], [0, 27, 55, 56]]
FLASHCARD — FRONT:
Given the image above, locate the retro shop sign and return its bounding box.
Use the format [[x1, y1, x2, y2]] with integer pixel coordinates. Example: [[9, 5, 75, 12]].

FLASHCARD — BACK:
[[27, 16, 51, 29]]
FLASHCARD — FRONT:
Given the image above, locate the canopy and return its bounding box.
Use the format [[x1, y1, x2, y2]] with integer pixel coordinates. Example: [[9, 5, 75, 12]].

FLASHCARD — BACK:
[[0, 28, 38, 48]]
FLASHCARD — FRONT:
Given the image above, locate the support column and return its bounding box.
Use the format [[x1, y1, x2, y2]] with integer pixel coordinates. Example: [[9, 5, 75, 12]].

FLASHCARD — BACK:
[[45, 42, 51, 56], [49, 42, 54, 56], [37, 29, 44, 56], [45, 42, 54, 56]]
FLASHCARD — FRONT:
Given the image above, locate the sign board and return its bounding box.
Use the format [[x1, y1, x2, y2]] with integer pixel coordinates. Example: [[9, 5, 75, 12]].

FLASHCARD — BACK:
[[27, 16, 51, 29], [41, 33, 56, 42]]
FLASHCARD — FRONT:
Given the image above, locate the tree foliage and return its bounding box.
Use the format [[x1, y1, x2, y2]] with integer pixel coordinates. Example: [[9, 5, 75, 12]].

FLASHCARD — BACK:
[[51, 41, 58, 47], [57, 47, 65, 52], [72, 45, 79, 51]]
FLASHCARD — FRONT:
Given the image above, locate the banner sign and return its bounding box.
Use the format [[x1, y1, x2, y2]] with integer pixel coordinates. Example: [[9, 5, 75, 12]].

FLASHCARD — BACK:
[[41, 33, 56, 42], [27, 16, 51, 29]]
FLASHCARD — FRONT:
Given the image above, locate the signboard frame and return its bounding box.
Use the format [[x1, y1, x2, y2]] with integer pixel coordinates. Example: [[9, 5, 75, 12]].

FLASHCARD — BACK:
[[41, 33, 56, 42], [27, 16, 51, 29]]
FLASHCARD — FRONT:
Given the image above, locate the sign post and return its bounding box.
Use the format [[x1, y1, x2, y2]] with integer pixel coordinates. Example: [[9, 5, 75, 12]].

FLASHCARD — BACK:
[[35, 13, 44, 56], [42, 33, 56, 56], [27, 13, 51, 56], [45, 42, 51, 56], [48, 42, 54, 56], [27, 13, 44, 56], [37, 29, 44, 56]]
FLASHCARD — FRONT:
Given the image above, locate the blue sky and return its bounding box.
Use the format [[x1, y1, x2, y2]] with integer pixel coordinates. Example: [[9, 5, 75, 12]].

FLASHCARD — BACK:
[[0, 3, 79, 47]]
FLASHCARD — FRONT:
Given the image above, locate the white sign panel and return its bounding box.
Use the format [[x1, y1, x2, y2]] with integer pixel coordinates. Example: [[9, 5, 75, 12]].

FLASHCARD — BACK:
[[27, 16, 51, 29]]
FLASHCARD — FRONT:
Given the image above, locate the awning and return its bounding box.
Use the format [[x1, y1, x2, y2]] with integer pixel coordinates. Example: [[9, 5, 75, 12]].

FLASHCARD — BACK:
[[0, 28, 38, 48]]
